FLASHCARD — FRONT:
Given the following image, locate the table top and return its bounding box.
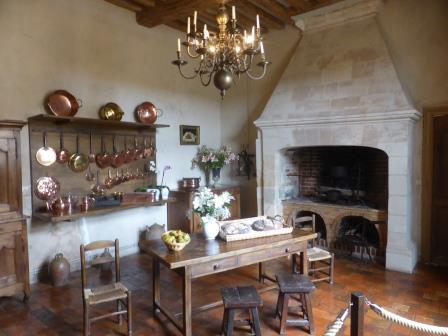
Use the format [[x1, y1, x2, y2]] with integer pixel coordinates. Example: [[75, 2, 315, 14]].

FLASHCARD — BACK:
[[139, 229, 317, 269]]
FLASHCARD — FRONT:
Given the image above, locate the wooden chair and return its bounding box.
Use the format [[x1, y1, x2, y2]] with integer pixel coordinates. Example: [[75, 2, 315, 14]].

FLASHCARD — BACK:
[[80, 239, 132, 336], [295, 215, 334, 284]]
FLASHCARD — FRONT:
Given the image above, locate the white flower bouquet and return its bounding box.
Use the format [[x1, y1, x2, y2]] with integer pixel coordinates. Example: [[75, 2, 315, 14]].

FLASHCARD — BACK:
[[193, 187, 234, 224]]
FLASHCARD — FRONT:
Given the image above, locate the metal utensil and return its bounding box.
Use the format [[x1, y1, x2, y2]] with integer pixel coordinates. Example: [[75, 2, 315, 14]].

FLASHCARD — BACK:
[[135, 101, 163, 124], [111, 136, 124, 168], [45, 90, 82, 117], [56, 131, 70, 164], [123, 136, 133, 163], [85, 165, 95, 181], [88, 132, 95, 163], [36, 132, 57, 167], [91, 170, 105, 196], [134, 136, 143, 160], [68, 134, 89, 173], [34, 176, 60, 201], [96, 136, 111, 169], [104, 169, 114, 189]]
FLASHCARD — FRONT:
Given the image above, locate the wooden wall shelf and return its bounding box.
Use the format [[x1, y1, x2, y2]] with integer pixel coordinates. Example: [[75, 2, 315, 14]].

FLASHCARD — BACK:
[[34, 198, 176, 223], [28, 114, 169, 132]]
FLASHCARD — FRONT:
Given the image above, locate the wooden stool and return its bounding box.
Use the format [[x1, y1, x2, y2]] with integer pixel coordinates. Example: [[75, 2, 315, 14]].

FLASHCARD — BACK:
[[221, 286, 262, 336], [275, 274, 315, 335]]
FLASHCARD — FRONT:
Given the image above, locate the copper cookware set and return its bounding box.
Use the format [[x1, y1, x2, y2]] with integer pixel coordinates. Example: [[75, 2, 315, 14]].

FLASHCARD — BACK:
[[36, 91, 163, 217]]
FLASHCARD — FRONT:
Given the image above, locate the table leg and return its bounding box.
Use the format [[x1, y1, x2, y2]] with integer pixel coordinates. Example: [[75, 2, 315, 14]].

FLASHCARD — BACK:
[[152, 258, 160, 316], [258, 262, 265, 283], [182, 266, 192, 336], [299, 249, 308, 276]]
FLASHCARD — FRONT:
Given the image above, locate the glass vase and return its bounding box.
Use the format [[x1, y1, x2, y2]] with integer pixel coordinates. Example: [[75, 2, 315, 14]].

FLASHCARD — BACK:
[[211, 167, 221, 188]]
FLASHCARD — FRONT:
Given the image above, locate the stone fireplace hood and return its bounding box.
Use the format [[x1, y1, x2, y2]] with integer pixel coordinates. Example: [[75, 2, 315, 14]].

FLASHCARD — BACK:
[[254, 0, 422, 273]]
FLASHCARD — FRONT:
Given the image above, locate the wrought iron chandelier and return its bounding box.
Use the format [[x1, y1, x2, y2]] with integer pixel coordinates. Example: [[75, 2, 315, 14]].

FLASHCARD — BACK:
[[172, 5, 271, 98]]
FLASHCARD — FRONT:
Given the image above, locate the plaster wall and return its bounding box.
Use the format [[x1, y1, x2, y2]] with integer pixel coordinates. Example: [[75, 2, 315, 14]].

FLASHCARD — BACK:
[[220, 26, 301, 217], [0, 0, 221, 281]]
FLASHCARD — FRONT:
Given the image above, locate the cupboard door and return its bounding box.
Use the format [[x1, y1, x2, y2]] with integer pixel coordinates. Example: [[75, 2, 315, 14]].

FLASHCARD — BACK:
[[0, 231, 19, 287], [0, 136, 20, 212]]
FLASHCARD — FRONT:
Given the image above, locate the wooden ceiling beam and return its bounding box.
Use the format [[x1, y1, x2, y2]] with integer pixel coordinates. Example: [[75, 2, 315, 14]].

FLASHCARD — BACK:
[[104, 0, 143, 12], [286, 0, 313, 12], [247, 0, 294, 24], [136, 0, 209, 28], [132, 0, 155, 7], [229, 1, 285, 30]]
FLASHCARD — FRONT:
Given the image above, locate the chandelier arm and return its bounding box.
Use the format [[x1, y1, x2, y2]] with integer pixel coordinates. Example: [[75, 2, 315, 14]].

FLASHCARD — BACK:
[[199, 72, 213, 86], [245, 63, 269, 80], [177, 65, 199, 80], [238, 54, 254, 74], [186, 46, 202, 59]]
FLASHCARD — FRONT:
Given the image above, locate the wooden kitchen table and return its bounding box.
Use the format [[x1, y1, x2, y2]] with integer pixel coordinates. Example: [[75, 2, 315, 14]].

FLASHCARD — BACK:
[[139, 229, 317, 336]]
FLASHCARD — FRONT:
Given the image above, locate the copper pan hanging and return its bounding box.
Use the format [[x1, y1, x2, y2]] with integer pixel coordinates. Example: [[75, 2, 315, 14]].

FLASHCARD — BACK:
[[36, 132, 57, 167], [45, 90, 82, 117], [96, 136, 111, 169], [68, 134, 89, 173], [56, 131, 70, 164], [111, 136, 124, 168]]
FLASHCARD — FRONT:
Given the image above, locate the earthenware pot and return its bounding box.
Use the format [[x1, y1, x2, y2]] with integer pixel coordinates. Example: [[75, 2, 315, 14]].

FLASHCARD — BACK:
[[49, 253, 70, 287]]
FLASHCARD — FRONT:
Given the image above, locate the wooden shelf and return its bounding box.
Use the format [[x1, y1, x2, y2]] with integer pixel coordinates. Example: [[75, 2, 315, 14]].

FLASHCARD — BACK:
[[34, 198, 176, 223], [28, 114, 169, 131]]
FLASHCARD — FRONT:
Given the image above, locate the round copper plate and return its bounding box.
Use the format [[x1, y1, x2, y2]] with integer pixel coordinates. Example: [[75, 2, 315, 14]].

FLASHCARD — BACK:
[[45, 90, 81, 117], [34, 176, 60, 201]]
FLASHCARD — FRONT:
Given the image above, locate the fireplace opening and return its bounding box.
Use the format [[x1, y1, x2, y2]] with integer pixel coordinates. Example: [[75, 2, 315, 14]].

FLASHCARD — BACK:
[[283, 146, 388, 210], [336, 216, 380, 248], [294, 211, 326, 239]]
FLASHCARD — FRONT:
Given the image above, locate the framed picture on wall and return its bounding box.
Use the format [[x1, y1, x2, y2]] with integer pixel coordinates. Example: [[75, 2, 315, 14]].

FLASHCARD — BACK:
[[180, 125, 200, 145]]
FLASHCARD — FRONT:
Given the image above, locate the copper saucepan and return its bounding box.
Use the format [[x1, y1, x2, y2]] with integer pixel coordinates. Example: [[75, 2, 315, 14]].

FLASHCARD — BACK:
[[96, 136, 111, 169], [68, 134, 89, 173], [88, 132, 95, 163], [111, 136, 124, 168], [36, 132, 57, 167], [123, 136, 133, 163], [56, 131, 70, 164]]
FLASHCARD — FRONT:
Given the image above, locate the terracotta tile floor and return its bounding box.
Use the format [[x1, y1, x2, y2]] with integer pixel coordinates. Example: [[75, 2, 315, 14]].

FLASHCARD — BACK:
[[0, 254, 447, 335]]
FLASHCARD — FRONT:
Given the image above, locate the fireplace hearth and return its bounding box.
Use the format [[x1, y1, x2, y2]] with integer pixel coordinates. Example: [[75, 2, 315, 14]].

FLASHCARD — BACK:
[[254, 0, 422, 272]]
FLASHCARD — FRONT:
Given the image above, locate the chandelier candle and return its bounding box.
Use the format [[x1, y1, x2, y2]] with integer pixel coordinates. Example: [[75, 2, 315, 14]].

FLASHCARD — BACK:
[[172, 4, 271, 98]]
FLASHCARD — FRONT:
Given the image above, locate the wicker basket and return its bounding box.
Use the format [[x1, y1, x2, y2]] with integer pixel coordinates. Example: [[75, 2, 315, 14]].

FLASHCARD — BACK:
[[162, 231, 190, 251], [218, 216, 293, 242]]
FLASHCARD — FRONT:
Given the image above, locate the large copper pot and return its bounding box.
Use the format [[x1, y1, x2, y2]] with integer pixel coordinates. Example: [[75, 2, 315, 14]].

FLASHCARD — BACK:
[[135, 102, 163, 124]]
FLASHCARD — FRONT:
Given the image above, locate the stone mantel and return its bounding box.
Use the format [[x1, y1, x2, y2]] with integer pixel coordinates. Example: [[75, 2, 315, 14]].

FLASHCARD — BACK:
[[254, 110, 422, 129]]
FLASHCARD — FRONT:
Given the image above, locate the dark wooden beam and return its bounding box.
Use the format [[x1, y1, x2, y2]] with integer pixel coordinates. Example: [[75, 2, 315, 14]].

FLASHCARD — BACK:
[[136, 0, 209, 28], [286, 0, 313, 12], [132, 0, 155, 7], [248, 0, 294, 24], [228, 1, 284, 30], [105, 0, 143, 12]]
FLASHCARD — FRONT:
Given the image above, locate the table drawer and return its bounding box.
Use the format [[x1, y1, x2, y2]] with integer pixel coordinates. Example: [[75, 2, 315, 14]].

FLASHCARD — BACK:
[[239, 241, 306, 266], [191, 256, 238, 278]]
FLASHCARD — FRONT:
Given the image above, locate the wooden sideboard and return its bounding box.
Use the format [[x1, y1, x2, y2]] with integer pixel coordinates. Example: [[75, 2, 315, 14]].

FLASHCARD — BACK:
[[0, 120, 30, 300], [168, 186, 241, 233]]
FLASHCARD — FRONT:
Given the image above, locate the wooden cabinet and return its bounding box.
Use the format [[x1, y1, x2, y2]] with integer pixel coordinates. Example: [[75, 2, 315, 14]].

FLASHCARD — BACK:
[[0, 121, 29, 300], [168, 186, 241, 233]]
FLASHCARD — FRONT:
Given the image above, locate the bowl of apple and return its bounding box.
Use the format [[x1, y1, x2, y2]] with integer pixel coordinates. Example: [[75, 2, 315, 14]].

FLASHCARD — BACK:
[[162, 230, 191, 252]]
